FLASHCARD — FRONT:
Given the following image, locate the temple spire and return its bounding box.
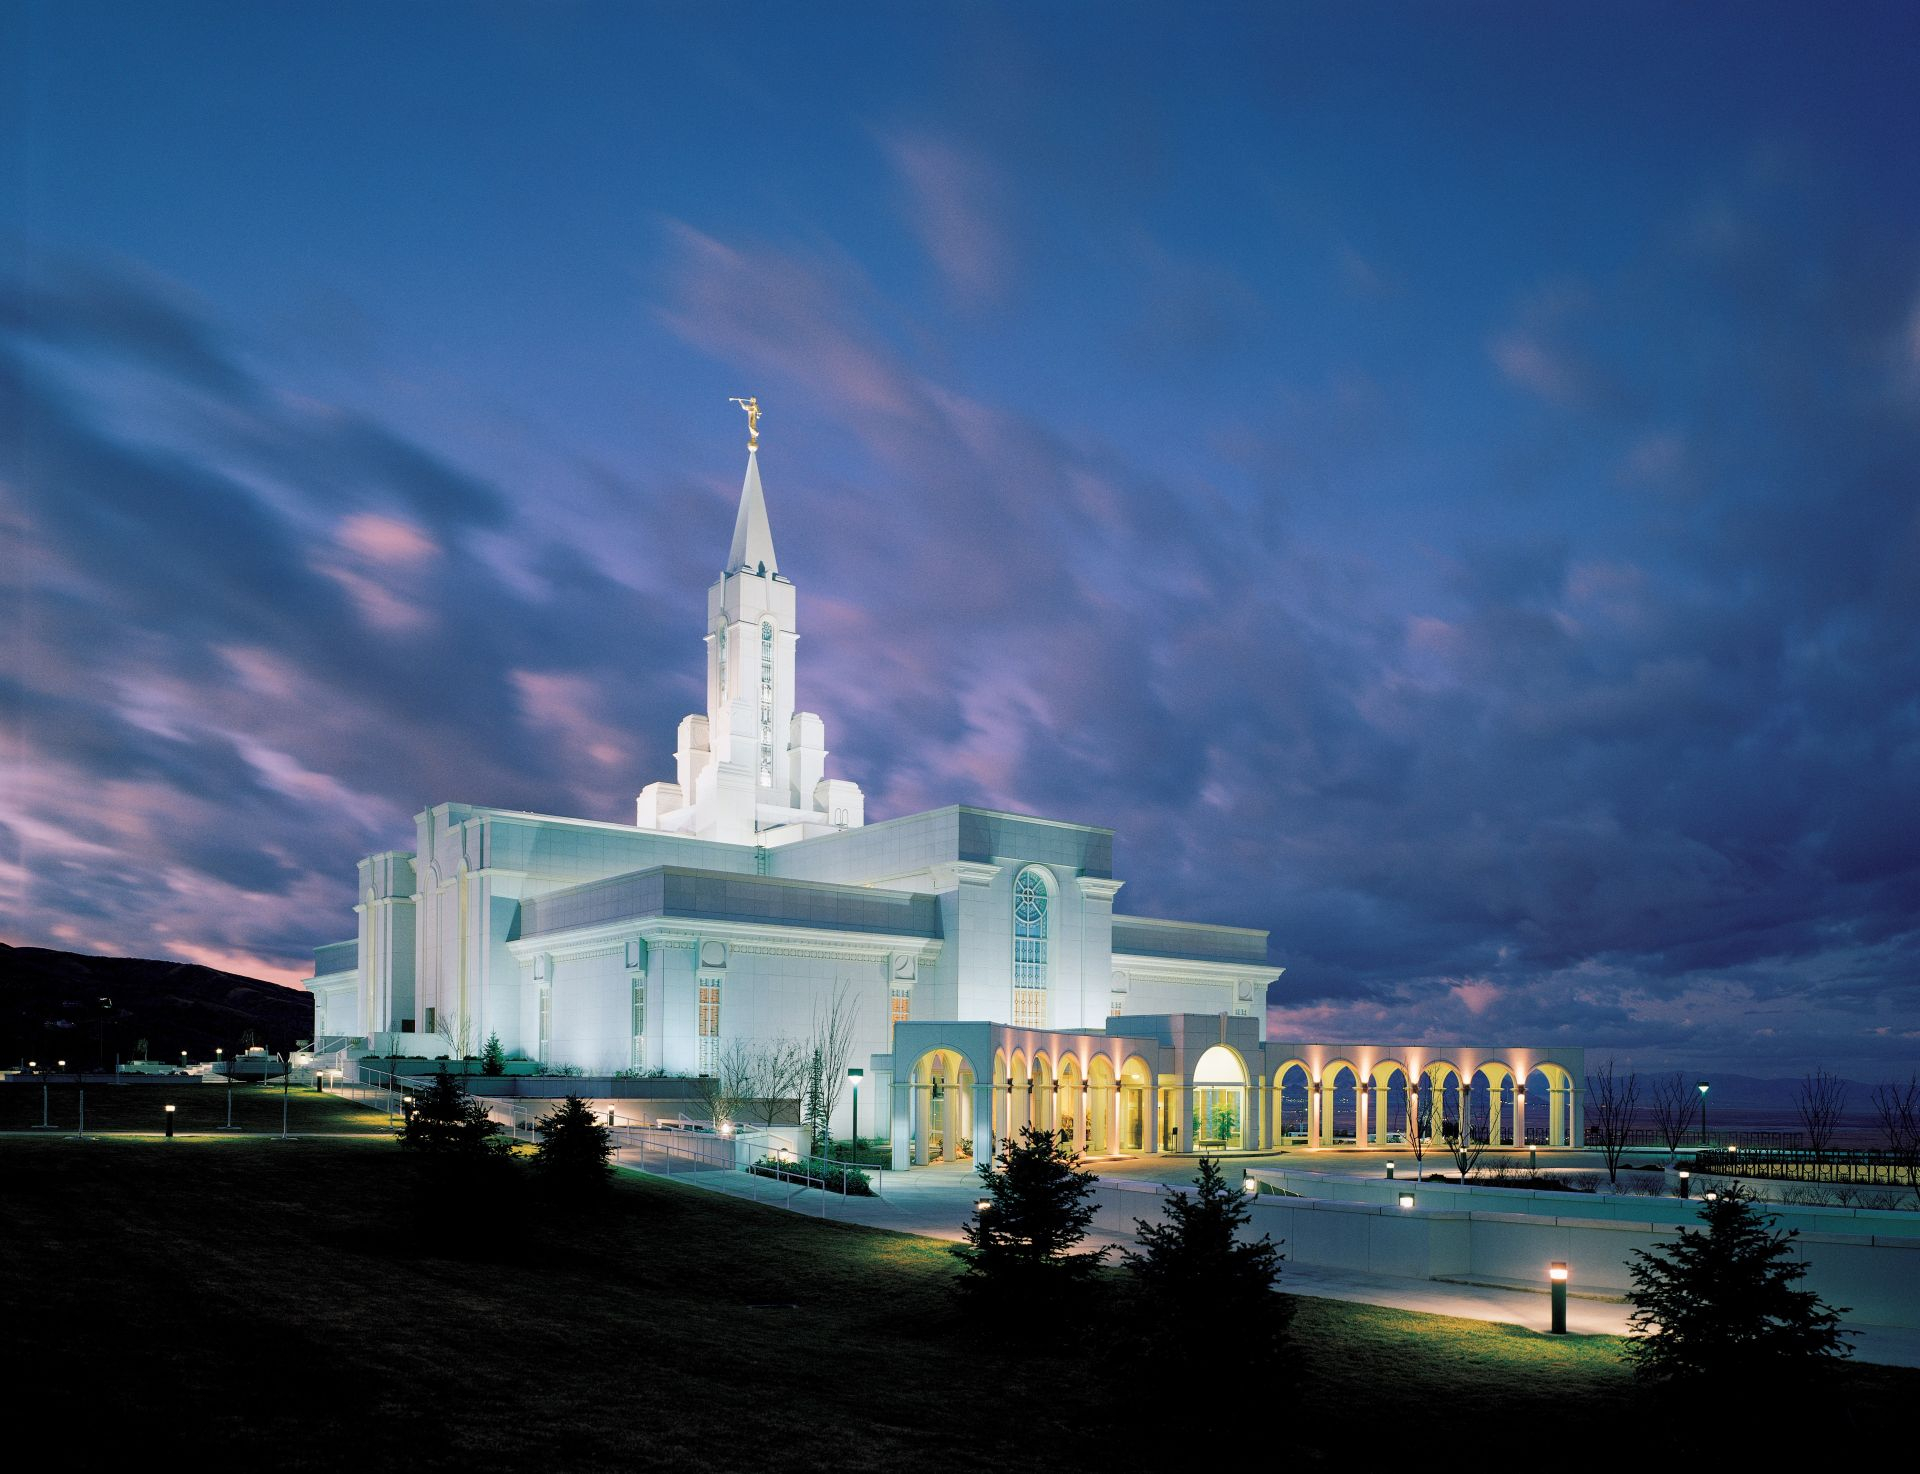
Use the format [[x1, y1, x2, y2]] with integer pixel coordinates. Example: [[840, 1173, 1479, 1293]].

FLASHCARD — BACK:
[[726, 435, 778, 577]]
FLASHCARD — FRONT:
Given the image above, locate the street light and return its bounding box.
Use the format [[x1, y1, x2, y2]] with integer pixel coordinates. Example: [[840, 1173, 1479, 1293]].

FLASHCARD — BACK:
[[847, 1067, 864, 1157], [164, 1103, 177, 1140], [1697, 1080, 1710, 1148], [1549, 1262, 1568, 1334]]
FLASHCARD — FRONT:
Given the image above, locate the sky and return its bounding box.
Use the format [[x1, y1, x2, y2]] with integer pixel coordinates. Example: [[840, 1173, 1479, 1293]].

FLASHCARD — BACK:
[[2, 2, 1916, 1077]]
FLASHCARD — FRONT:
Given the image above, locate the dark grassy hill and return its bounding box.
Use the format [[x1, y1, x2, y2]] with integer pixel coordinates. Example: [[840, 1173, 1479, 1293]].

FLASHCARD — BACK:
[[0, 943, 312, 1070]]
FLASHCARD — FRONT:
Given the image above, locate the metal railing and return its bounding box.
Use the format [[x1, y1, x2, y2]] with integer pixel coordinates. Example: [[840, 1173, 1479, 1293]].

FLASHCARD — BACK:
[[1694, 1147, 1920, 1186]]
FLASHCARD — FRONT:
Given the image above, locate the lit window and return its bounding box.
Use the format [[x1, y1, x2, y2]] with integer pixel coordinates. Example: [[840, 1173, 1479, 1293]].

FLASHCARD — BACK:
[[698, 977, 721, 1074], [758, 621, 775, 788], [890, 985, 911, 1044], [536, 984, 552, 1064], [1012, 867, 1049, 1029]]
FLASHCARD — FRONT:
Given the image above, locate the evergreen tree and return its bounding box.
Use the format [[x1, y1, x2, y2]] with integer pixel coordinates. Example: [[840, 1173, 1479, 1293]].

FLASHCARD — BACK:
[[399, 1069, 506, 1157], [480, 1032, 507, 1076], [801, 1047, 827, 1158], [1123, 1157, 1291, 1371], [533, 1093, 613, 1194], [1626, 1185, 1851, 1392], [954, 1126, 1105, 1313]]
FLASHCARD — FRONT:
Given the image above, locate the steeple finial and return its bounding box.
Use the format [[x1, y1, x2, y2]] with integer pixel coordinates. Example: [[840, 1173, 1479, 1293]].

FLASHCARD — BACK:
[[727, 423, 778, 577], [728, 394, 762, 451]]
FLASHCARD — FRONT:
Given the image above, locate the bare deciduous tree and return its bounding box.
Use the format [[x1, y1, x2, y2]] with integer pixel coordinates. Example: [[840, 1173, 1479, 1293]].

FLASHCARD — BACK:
[[1441, 1079, 1491, 1181], [1400, 1077, 1430, 1177], [1586, 1059, 1641, 1186], [808, 979, 861, 1147], [741, 1038, 809, 1133], [1795, 1068, 1849, 1178], [1869, 1075, 1920, 1206], [1647, 1073, 1698, 1160], [694, 1040, 757, 1131]]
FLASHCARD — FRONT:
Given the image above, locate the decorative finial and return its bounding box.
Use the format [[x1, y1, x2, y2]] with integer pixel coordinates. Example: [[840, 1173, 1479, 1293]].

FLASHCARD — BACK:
[[728, 395, 762, 450]]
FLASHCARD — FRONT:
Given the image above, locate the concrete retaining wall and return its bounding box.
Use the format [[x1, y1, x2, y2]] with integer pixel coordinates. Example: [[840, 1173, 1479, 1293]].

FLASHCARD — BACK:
[[1093, 1172, 1920, 1329]]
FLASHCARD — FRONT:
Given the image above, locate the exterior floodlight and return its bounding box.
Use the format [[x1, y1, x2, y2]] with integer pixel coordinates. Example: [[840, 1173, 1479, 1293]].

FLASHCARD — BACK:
[[720, 1122, 735, 1137], [1548, 1262, 1568, 1334], [58, 1060, 65, 1069], [1397, 1191, 1416, 1209], [1705, 1190, 1718, 1202]]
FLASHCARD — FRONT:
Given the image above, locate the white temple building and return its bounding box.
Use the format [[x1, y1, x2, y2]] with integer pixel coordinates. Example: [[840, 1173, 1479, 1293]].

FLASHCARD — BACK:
[[303, 407, 1583, 1167]]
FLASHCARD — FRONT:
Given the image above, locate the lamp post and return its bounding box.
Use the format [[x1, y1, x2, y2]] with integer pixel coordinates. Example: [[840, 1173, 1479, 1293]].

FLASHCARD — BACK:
[[846, 1067, 864, 1159], [1697, 1079, 1710, 1149], [164, 1103, 177, 1140], [1549, 1262, 1568, 1334], [31, 1060, 53, 1130], [217, 1048, 237, 1130], [280, 1051, 291, 1139]]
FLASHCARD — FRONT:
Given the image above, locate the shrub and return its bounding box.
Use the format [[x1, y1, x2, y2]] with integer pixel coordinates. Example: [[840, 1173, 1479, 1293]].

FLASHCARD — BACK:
[[1123, 1157, 1290, 1376], [532, 1093, 614, 1194], [480, 1033, 507, 1077], [1626, 1186, 1852, 1394], [954, 1126, 1105, 1314], [749, 1156, 874, 1196], [399, 1071, 506, 1158]]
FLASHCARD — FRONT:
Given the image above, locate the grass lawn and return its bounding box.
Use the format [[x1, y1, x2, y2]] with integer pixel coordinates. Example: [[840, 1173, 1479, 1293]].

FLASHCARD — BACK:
[[1, 1136, 1910, 1472], [0, 1080, 396, 1134]]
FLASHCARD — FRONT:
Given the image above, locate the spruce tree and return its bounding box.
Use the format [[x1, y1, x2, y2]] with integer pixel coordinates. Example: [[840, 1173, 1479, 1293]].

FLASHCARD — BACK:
[[533, 1093, 613, 1194], [1626, 1185, 1851, 1392], [399, 1070, 505, 1157], [480, 1032, 507, 1076], [1124, 1157, 1291, 1373], [954, 1126, 1105, 1313]]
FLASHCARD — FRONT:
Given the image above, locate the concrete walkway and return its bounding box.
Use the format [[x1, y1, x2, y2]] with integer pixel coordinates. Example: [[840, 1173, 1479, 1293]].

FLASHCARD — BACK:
[[614, 1149, 1920, 1368]]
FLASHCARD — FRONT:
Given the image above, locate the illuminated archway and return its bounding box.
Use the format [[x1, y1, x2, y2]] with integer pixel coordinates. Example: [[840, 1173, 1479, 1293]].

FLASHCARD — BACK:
[[1192, 1045, 1247, 1150]]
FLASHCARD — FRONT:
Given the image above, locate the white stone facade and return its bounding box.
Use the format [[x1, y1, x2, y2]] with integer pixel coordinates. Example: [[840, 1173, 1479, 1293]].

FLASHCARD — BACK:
[[303, 439, 1282, 1141]]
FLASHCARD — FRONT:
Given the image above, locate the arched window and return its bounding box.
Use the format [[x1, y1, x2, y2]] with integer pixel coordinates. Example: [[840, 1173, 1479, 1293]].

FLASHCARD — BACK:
[[1011, 866, 1050, 1028]]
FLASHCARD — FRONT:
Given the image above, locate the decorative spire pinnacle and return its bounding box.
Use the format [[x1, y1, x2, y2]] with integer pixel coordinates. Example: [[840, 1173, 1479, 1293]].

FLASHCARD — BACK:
[[727, 426, 778, 577], [728, 394, 763, 451]]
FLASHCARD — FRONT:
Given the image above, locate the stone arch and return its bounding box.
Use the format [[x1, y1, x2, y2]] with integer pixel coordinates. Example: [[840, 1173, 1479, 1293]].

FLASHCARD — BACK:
[[1421, 1060, 1463, 1143], [1525, 1059, 1579, 1147], [1056, 1054, 1085, 1151], [903, 1046, 982, 1166], [1272, 1058, 1313, 1143], [1192, 1044, 1248, 1151], [1369, 1058, 1410, 1147], [992, 1049, 1010, 1141], [1319, 1057, 1361, 1146], [1471, 1060, 1520, 1148], [1088, 1054, 1116, 1155], [1031, 1052, 1055, 1135], [1119, 1054, 1151, 1154], [1008, 1050, 1031, 1138]]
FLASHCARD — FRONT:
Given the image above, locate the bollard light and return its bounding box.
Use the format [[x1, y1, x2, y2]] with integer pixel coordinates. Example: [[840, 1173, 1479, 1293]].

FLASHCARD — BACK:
[[1385, 1160, 1396, 1180], [1242, 1176, 1259, 1195], [1705, 1190, 1718, 1202], [1677, 1169, 1691, 1199], [164, 1103, 177, 1140], [1549, 1261, 1568, 1334], [1397, 1191, 1416, 1209], [975, 1198, 992, 1214]]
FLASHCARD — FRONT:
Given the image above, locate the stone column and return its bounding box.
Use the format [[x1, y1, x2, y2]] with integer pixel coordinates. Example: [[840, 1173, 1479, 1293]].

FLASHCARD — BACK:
[[1375, 1084, 1391, 1145], [973, 1082, 995, 1165], [1570, 1087, 1586, 1148], [1356, 1081, 1371, 1150], [1250, 1082, 1267, 1152], [1513, 1085, 1527, 1147], [1309, 1082, 1323, 1146], [891, 1080, 913, 1171], [1145, 1084, 1162, 1155], [1549, 1087, 1567, 1147], [1428, 1077, 1446, 1140]]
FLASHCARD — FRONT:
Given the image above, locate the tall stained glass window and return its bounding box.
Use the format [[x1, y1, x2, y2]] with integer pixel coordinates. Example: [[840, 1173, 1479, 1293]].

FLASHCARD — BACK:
[[758, 621, 775, 788], [1012, 866, 1049, 1028], [698, 977, 721, 1074], [630, 976, 647, 1070]]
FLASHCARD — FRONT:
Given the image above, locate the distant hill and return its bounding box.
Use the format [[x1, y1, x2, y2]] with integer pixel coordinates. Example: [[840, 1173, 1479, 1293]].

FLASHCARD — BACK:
[[0, 944, 313, 1070]]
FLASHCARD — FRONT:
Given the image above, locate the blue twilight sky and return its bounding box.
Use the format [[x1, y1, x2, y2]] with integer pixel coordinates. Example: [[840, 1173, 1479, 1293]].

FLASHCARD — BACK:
[[2, 3, 1917, 1075]]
